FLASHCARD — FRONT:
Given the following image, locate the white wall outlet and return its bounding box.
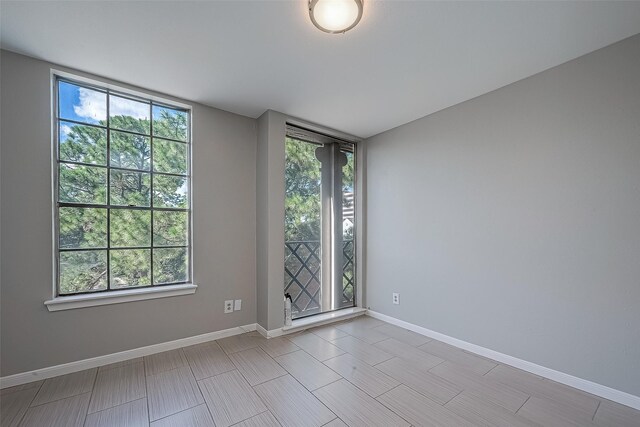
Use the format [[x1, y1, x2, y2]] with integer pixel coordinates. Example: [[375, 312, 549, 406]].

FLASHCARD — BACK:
[[224, 300, 234, 313], [234, 299, 242, 311], [392, 293, 400, 305]]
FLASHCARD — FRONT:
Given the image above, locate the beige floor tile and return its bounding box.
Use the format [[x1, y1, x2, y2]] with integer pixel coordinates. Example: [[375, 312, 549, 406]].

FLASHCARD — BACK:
[[259, 336, 300, 358], [198, 370, 266, 427], [331, 335, 393, 365], [254, 375, 336, 427], [324, 353, 399, 397], [21, 392, 91, 427], [0, 380, 43, 396], [377, 384, 474, 427], [539, 379, 601, 417], [233, 411, 281, 427], [288, 333, 345, 361], [374, 338, 444, 371], [11, 317, 634, 427], [418, 340, 497, 375], [150, 404, 214, 427], [31, 368, 96, 406], [338, 316, 384, 329], [594, 400, 640, 427], [487, 365, 600, 417], [376, 357, 461, 404], [430, 360, 529, 412], [309, 324, 349, 341], [373, 323, 432, 346], [183, 341, 236, 380], [484, 364, 544, 385], [146, 366, 204, 421], [98, 357, 144, 372], [144, 349, 189, 376], [445, 392, 539, 427], [84, 397, 149, 427], [217, 332, 264, 354], [323, 419, 349, 427], [229, 347, 287, 386], [88, 362, 146, 414], [517, 395, 597, 427], [275, 350, 341, 391], [332, 322, 389, 344], [0, 386, 40, 427], [314, 379, 409, 427]]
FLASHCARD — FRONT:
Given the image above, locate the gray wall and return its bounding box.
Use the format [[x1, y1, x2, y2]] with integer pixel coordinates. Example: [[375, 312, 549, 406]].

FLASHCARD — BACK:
[[365, 34, 640, 396], [256, 110, 286, 331], [0, 51, 257, 376]]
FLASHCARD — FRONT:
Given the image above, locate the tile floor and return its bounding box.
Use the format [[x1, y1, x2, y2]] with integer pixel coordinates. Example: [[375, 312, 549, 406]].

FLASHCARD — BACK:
[[1, 315, 639, 426]]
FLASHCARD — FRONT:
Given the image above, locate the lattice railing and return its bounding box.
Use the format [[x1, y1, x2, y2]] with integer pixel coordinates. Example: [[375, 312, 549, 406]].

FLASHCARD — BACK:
[[284, 240, 355, 318]]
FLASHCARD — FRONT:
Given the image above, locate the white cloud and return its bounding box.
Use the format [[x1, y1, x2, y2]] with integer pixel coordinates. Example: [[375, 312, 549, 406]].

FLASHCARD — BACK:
[[109, 95, 150, 120], [60, 124, 72, 138], [73, 88, 149, 122], [73, 89, 106, 121]]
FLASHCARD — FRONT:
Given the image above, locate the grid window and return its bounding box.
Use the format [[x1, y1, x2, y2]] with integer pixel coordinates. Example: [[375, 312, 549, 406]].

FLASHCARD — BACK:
[[55, 77, 191, 295]]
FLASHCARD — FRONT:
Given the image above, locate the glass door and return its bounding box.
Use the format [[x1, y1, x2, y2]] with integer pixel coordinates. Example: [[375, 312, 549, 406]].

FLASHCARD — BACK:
[[284, 126, 356, 319]]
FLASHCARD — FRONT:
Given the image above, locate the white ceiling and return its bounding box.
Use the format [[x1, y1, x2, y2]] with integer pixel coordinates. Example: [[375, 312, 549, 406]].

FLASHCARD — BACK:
[[2, 1, 640, 138]]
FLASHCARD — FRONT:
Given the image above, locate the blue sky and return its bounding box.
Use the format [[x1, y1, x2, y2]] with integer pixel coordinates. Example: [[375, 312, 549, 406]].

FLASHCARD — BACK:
[[59, 81, 105, 124], [59, 81, 156, 125]]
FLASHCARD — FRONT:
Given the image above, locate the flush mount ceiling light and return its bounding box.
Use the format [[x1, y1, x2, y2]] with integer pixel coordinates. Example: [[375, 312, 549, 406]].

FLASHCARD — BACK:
[[309, 0, 363, 34]]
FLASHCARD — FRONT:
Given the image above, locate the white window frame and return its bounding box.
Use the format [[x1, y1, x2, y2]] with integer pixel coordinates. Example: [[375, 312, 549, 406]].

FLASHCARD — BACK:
[[45, 70, 196, 311]]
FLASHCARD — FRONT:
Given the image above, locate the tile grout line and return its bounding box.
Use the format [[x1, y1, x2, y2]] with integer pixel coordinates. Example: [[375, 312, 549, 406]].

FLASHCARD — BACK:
[[375, 382, 403, 399], [483, 362, 500, 377], [27, 368, 99, 409], [144, 358, 152, 424], [145, 358, 204, 422], [147, 399, 203, 425], [83, 396, 148, 421], [592, 399, 601, 421], [227, 410, 274, 427], [182, 342, 222, 425], [14, 379, 47, 426], [515, 395, 531, 414], [372, 383, 415, 427], [442, 388, 465, 406], [251, 367, 339, 426]]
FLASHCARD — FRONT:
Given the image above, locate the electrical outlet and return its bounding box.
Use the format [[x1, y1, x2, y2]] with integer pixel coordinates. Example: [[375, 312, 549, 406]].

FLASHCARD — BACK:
[[234, 299, 242, 311], [392, 293, 400, 305], [224, 300, 234, 313]]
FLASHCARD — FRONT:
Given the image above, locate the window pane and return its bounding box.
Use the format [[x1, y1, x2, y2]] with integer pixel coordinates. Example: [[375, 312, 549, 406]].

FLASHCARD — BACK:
[[58, 81, 106, 125], [152, 105, 188, 141], [153, 248, 188, 284], [154, 211, 188, 246], [110, 131, 150, 171], [110, 249, 151, 288], [110, 170, 150, 207], [341, 149, 355, 308], [59, 163, 107, 204], [109, 95, 150, 134], [59, 250, 107, 294], [153, 175, 188, 208], [153, 138, 187, 174], [59, 121, 107, 165], [59, 207, 107, 249], [110, 209, 151, 248]]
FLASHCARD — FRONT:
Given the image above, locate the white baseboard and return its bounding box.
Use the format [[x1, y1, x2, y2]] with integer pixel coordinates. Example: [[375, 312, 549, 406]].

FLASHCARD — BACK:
[[0, 323, 257, 389], [256, 307, 367, 339], [366, 310, 640, 411]]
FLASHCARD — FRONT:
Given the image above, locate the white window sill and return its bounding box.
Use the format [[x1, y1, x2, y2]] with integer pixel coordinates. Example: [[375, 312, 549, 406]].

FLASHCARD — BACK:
[[282, 307, 367, 333], [44, 284, 197, 312]]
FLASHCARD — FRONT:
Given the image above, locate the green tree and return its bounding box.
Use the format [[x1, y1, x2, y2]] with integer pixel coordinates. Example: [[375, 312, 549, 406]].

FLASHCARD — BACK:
[[284, 138, 356, 307], [58, 112, 188, 294]]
